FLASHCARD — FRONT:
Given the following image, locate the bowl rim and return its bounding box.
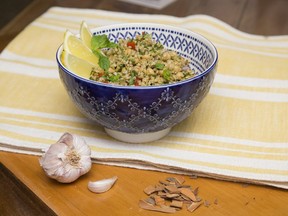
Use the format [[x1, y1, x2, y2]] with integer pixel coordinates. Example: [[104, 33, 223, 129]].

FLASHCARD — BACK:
[[56, 22, 218, 89]]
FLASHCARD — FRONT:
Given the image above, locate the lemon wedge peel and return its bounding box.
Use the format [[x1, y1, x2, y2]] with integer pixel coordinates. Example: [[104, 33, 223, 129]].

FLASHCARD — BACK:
[[80, 21, 93, 49], [61, 50, 99, 79], [61, 22, 100, 79], [63, 30, 98, 65]]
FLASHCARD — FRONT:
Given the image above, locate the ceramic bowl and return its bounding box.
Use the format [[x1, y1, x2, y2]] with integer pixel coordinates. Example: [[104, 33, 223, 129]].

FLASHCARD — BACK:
[[56, 23, 218, 143]]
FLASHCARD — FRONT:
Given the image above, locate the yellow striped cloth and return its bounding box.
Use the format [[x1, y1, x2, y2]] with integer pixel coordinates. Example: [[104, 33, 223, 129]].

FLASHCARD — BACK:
[[0, 7, 288, 189]]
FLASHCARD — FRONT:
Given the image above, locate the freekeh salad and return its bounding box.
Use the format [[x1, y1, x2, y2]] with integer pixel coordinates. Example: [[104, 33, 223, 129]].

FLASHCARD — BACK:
[[61, 22, 196, 86]]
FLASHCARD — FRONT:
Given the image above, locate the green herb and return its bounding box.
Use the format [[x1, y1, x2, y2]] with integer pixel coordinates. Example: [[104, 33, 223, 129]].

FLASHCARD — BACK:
[[155, 63, 165, 70], [109, 74, 120, 82], [91, 35, 117, 50], [91, 35, 117, 71], [163, 68, 171, 81], [129, 76, 135, 85], [93, 50, 110, 72], [129, 70, 137, 85], [130, 58, 136, 65]]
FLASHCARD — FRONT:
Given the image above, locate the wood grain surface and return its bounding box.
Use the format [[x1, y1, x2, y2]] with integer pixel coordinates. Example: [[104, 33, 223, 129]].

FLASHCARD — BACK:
[[1, 151, 288, 216], [1, 0, 288, 215]]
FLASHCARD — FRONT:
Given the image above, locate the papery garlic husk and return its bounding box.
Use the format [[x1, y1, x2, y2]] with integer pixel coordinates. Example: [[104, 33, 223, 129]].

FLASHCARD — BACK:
[[88, 176, 118, 193], [40, 132, 92, 183]]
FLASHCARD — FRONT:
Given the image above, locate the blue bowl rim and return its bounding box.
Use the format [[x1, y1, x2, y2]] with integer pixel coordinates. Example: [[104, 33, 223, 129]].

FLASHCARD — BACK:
[[56, 23, 218, 90]]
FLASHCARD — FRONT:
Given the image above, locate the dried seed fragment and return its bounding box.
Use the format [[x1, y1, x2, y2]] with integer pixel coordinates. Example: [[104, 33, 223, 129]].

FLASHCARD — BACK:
[[187, 202, 202, 212], [170, 200, 183, 209], [158, 191, 168, 197], [152, 195, 166, 206], [145, 197, 156, 205], [155, 184, 165, 191], [165, 185, 180, 194], [204, 200, 211, 207], [166, 177, 177, 183], [181, 194, 192, 201], [174, 176, 185, 185], [173, 196, 186, 202], [179, 188, 197, 202], [160, 205, 178, 213], [178, 184, 191, 188], [139, 200, 176, 213], [193, 186, 199, 196], [160, 180, 172, 186], [144, 185, 156, 195], [166, 193, 180, 199]]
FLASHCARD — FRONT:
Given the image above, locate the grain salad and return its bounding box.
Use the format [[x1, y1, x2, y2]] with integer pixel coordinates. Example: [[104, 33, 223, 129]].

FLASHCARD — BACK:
[[89, 32, 196, 86]]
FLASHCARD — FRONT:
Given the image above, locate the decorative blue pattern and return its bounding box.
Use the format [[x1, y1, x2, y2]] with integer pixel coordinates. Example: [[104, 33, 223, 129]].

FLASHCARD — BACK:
[[69, 75, 212, 133]]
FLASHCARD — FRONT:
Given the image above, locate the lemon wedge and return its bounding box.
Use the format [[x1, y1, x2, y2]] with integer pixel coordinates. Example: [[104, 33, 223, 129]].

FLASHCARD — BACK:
[[80, 21, 93, 49], [61, 50, 99, 79], [63, 30, 98, 65]]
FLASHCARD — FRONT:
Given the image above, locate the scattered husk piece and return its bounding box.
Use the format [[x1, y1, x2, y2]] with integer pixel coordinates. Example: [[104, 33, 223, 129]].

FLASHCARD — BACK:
[[161, 205, 178, 213], [178, 184, 191, 188], [152, 195, 166, 206], [179, 188, 197, 202], [165, 185, 180, 194], [193, 186, 199, 196], [144, 185, 156, 195], [159, 180, 172, 186], [145, 197, 156, 205], [214, 198, 218, 205], [166, 193, 180, 199], [166, 177, 177, 183], [170, 200, 183, 209], [158, 191, 168, 197], [204, 200, 211, 207], [155, 184, 165, 191], [173, 196, 186, 202], [174, 196, 191, 204], [139, 200, 176, 213], [187, 202, 202, 212], [181, 195, 193, 202], [174, 176, 185, 185]]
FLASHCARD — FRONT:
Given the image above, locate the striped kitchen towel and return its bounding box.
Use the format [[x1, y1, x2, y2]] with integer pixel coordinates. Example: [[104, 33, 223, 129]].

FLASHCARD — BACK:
[[0, 7, 288, 189]]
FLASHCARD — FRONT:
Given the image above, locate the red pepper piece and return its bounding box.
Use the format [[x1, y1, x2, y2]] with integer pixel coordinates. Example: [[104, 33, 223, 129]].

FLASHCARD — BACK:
[[134, 77, 141, 86], [127, 41, 136, 50]]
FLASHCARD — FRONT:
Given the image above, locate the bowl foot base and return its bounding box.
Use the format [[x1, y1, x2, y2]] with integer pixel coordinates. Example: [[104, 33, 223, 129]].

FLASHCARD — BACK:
[[104, 128, 171, 143]]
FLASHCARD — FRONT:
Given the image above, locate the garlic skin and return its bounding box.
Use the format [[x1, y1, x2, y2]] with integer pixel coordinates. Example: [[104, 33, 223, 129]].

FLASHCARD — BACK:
[[88, 176, 118, 193], [40, 132, 92, 183]]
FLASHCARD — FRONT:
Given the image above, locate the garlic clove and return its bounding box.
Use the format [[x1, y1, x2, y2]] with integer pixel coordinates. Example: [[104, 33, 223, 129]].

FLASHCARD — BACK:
[[88, 176, 118, 193]]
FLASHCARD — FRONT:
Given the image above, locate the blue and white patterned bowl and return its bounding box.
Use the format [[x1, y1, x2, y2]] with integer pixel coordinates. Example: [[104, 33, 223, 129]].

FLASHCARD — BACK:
[[56, 23, 218, 143]]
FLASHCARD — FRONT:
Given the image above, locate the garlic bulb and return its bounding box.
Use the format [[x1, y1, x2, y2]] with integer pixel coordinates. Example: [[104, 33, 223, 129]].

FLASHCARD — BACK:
[[88, 176, 118, 193], [40, 132, 92, 183]]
